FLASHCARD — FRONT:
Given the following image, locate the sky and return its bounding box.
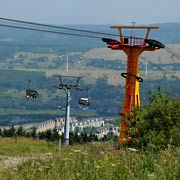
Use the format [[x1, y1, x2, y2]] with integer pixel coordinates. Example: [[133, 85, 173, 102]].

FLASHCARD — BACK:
[[0, 0, 179, 25]]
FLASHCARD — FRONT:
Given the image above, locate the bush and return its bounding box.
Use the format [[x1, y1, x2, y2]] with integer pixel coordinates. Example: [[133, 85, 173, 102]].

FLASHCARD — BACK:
[[137, 87, 180, 150]]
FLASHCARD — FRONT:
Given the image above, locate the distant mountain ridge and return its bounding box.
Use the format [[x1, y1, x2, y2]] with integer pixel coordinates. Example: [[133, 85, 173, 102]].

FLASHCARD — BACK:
[[150, 22, 180, 43], [0, 22, 179, 51]]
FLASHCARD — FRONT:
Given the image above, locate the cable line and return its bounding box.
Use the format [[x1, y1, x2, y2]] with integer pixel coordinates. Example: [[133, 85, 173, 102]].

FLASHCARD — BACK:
[[0, 17, 179, 59], [0, 23, 104, 39], [0, 17, 120, 37], [165, 46, 180, 60]]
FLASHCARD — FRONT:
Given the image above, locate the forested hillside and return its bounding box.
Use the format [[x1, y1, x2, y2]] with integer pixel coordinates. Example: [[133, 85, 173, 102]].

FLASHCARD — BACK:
[[0, 22, 179, 125]]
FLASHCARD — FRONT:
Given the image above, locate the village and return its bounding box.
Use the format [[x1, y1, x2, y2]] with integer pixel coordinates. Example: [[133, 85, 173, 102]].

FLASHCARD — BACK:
[[35, 117, 119, 140]]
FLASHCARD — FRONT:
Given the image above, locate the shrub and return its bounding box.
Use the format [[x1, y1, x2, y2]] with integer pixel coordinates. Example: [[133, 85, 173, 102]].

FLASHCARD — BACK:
[[137, 87, 180, 150]]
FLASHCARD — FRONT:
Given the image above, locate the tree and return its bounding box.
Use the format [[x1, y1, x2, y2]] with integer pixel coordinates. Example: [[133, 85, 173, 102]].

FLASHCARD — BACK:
[[16, 126, 26, 136], [52, 128, 60, 141], [30, 127, 37, 138], [3, 126, 16, 137], [0, 128, 2, 136], [38, 131, 46, 139], [45, 129, 53, 141], [137, 87, 180, 150]]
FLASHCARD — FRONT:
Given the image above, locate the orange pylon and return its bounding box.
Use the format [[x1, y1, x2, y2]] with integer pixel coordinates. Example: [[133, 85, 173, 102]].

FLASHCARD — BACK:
[[103, 25, 162, 141]]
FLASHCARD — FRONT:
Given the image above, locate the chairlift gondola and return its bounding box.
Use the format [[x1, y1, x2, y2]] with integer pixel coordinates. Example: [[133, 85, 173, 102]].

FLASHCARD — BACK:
[[78, 88, 90, 106], [26, 80, 38, 99]]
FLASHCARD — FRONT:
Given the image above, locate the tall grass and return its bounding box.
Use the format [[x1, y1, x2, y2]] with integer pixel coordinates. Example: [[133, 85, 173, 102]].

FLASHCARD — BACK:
[[0, 138, 180, 179], [0, 137, 57, 156]]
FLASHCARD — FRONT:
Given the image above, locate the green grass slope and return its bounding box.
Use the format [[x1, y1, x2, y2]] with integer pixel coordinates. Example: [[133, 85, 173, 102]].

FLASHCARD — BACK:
[[0, 138, 180, 180]]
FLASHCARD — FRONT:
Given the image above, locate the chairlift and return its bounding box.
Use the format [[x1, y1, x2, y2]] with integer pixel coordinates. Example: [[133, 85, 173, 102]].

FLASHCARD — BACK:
[[26, 80, 38, 99], [78, 97, 90, 106], [78, 88, 90, 106]]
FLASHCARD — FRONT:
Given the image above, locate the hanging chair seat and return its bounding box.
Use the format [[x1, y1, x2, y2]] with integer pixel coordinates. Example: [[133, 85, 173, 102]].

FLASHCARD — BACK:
[[78, 97, 90, 106], [26, 89, 38, 99]]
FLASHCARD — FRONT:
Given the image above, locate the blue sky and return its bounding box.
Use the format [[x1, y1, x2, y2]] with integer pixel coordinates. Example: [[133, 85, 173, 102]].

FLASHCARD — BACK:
[[0, 0, 179, 25]]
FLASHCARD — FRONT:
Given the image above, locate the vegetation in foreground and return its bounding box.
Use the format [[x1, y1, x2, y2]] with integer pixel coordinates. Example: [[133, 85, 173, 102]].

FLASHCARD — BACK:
[[0, 138, 180, 180], [1, 88, 180, 179]]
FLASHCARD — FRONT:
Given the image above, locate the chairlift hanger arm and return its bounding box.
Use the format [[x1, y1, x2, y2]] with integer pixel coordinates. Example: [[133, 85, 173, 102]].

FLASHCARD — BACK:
[[56, 75, 82, 78], [110, 25, 159, 40], [28, 80, 30, 88], [76, 77, 82, 87]]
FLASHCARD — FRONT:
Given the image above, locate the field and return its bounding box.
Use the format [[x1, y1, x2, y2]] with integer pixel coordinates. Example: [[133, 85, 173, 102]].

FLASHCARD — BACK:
[[11, 44, 180, 86], [0, 109, 97, 117], [0, 137, 180, 179], [83, 46, 180, 64]]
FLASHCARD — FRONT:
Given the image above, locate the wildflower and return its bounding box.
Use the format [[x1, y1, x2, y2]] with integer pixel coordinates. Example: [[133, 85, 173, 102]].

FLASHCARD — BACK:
[[76, 172, 81, 177], [95, 165, 101, 169], [81, 152, 88, 155], [45, 152, 53, 157], [127, 148, 138, 152], [38, 167, 43, 172], [73, 149, 81, 153], [62, 158, 72, 161], [12, 167, 18, 171], [100, 151, 105, 155], [103, 156, 109, 161], [50, 163, 55, 167], [83, 160, 88, 164], [147, 173, 155, 178], [111, 163, 116, 167]]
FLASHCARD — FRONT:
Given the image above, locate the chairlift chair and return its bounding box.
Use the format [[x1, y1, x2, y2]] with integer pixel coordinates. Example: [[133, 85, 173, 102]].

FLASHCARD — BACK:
[[26, 89, 38, 99], [26, 80, 38, 99], [78, 97, 90, 106], [78, 88, 90, 106]]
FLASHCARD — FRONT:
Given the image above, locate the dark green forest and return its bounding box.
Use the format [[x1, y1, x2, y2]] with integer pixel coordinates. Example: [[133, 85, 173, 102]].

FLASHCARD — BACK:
[[0, 68, 180, 125]]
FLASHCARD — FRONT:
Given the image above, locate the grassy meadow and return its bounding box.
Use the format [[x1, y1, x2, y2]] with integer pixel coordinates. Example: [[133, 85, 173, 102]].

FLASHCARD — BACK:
[[0, 137, 180, 179]]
